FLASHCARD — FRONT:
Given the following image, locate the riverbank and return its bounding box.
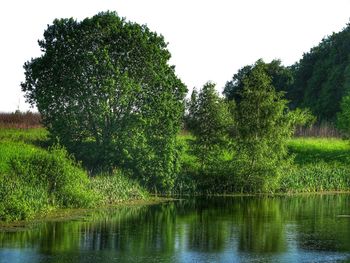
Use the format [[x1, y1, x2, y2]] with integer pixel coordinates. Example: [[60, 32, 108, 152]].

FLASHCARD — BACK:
[[1, 127, 350, 222], [178, 134, 350, 194], [0, 196, 173, 231], [0, 128, 149, 222]]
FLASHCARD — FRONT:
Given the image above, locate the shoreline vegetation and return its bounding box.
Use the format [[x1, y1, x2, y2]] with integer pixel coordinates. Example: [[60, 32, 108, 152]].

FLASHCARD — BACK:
[[0, 126, 349, 223], [0, 197, 173, 231]]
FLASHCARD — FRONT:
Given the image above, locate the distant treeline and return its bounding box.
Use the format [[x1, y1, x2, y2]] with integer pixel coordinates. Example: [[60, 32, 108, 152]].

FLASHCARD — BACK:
[[0, 111, 41, 128], [224, 23, 350, 123]]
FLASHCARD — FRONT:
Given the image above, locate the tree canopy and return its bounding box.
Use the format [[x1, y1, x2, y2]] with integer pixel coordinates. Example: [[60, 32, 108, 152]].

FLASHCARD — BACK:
[[21, 11, 187, 192], [232, 61, 308, 192], [289, 23, 350, 121], [187, 82, 233, 167], [223, 59, 293, 103]]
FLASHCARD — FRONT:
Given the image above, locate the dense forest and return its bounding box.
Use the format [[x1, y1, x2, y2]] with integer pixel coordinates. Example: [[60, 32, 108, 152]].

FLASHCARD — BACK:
[[224, 23, 350, 124]]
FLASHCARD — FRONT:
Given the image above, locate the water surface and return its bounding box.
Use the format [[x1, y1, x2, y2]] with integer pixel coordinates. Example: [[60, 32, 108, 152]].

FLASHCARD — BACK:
[[0, 194, 349, 263]]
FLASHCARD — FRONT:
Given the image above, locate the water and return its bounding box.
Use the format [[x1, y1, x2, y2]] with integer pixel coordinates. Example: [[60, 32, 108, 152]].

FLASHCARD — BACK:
[[0, 194, 349, 263]]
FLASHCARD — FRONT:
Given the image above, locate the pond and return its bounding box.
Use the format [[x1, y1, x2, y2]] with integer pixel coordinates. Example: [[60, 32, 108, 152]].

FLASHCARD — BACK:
[[0, 194, 349, 263]]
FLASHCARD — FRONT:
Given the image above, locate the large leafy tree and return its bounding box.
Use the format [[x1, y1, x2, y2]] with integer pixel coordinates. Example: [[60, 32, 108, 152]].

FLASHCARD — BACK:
[[21, 12, 187, 192]]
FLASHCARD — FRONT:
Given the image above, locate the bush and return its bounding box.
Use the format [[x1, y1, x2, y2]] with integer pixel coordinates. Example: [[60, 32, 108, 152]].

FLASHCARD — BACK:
[[186, 82, 233, 168], [337, 95, 350, 138], [231, 60, 311, 193]]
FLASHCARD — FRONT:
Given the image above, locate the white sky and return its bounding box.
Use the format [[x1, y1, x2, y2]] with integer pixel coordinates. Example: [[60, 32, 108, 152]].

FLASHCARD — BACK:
[[0, 0, 349, 112]]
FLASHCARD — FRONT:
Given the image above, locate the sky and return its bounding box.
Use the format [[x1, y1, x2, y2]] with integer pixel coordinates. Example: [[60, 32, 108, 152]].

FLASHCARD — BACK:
[[0, 0, 349, 112]]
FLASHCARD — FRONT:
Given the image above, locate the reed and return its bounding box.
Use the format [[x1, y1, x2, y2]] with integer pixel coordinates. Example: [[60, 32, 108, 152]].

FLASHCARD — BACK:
[[294, 122, 341, 138], [0, 112, 41, 129]]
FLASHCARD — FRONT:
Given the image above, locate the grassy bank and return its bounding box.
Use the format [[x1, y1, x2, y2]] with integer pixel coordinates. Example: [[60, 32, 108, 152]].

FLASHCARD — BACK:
[[1, 128, 349, 222], [178, 135, 350, 194], [281, 138, 350, 192], [0, 128, 148, 222]]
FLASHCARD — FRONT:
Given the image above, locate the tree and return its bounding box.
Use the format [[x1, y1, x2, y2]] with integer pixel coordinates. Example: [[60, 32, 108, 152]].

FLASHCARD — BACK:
[[223, 59, 293, 103], [336, 94, 350, 137], [21, 11, 187, 192], [232, 61, 304, 192], [289, 23, 350, 121], [188, 82, 232, 167], [184, 88, 199, 131]]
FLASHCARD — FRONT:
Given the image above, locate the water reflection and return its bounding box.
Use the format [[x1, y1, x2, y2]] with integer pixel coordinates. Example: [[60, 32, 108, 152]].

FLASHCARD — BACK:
[[0, 194, 349, 262]]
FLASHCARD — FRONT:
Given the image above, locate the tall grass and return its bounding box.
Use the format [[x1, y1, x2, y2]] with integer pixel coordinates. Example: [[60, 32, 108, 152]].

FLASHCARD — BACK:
[[0, 145, 98, 221], [0, 128, 149, 222], [288, 138, 350, 164], [91, 171, 148, 204], [281, 138, 350, 192], [280, 162, 350, 192], [294, 122, 341, 138], [0, 112, 41, 128]]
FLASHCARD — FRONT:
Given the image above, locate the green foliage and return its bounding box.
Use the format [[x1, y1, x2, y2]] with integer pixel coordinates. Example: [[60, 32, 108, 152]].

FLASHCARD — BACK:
[[337, 94, 350, 137], [223, 59, 293, 102], [290, 23, 350, 121], [91, 170, 148, 204], [184, 88, 199, 131], [21, 11, 186, 193], [232, 61, 300, 192], [187, 82, 233, 167]]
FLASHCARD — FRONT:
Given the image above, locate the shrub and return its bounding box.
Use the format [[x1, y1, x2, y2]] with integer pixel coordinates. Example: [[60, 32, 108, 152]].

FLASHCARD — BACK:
[[186, 82, 233, 168], [337, 94, 350, 137]]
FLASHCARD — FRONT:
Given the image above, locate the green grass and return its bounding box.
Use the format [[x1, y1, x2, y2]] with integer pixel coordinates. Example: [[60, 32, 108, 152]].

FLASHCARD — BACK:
[[178, 134, 350, 194], [288, 138, 350, 165], [0, 128, 48, 144], [281, 138, 350, 192], [0, 143, 97, 221], [0, 128, 148, 222]]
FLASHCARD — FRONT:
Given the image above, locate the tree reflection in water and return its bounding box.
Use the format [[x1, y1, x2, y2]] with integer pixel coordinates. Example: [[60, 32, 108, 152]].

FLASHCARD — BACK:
[[0, 194, 349, 262]]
